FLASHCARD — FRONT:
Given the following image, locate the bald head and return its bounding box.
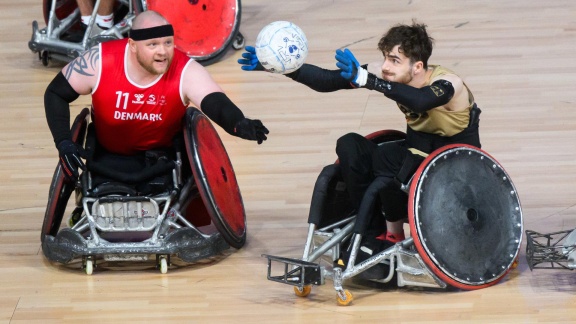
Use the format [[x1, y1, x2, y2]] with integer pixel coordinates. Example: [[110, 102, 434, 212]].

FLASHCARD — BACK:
[[128, 10, 175, 76], [132, 10, 169, 30]]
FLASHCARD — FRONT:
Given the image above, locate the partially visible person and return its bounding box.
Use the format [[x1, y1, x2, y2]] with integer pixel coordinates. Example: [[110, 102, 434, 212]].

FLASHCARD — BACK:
[[45, 10, 269, 183], [76, 0, 115, 30], [239, 21, 480, 257]]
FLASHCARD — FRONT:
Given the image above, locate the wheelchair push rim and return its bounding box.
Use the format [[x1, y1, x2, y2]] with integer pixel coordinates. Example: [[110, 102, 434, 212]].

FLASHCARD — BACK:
[[408, 144, 523, 290], [184, 109, 246, 249], [41, 108, 90, 242]]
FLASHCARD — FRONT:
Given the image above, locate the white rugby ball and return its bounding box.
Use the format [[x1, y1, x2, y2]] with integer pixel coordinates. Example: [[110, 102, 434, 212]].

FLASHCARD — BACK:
[[255, 21, 308, 74]]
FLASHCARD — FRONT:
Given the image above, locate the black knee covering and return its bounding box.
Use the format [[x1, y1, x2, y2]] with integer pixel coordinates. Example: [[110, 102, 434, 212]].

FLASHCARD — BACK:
[[379, 187, 408, 222]]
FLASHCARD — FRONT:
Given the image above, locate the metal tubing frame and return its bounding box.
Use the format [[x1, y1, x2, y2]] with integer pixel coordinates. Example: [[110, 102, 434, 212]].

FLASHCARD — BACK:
[[30, 0, 137, 61]]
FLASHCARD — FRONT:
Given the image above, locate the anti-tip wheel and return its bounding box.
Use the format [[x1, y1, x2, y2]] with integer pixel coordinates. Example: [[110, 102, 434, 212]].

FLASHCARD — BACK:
[[511, 255, 520, 269], [41, 51, 50, 67], [232, 32, 245, 50], [84, 259, 94, 275], [336, 289, 353, 306], [293, 285, 311, 297], [159, 256, 168, 274]]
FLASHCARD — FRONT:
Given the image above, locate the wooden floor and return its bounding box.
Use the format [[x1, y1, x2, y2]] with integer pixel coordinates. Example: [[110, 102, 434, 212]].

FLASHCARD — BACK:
[[1, 0, 576, 322]]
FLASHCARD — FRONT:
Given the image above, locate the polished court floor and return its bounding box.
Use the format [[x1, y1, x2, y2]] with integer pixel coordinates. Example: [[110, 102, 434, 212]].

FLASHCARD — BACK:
[[1, 0, 575, 322]]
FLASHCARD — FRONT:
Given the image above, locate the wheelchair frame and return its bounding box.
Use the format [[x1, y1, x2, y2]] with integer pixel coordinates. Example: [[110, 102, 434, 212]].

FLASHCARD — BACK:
[[29, 0, 244, 66], [264, 133, 523, 306], [41, 108, 244, 274], [29, 0, 134, 66], [525, 229, 576, 270]]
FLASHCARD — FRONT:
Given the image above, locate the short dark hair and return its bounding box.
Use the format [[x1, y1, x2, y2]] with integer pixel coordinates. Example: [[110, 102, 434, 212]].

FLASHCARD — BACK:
[[377, 21, 434, 69]]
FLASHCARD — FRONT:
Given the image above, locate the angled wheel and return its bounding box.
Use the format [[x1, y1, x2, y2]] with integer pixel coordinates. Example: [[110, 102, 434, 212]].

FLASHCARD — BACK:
[[408, 144, 523, 290], [145, 0, 242, 65], [41, 108, 90, 243], [183, 108, 246, 248], [364, 129, 406, 143]]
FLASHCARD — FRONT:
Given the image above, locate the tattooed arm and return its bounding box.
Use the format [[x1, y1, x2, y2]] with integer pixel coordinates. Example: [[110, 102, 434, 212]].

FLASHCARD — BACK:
[[44, 46, 100, 147], [62, 45, 100, 95]]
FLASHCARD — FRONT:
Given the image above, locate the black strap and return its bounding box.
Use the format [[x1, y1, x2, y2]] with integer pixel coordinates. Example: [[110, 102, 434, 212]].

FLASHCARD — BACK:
[[87, 158, 175, 184]]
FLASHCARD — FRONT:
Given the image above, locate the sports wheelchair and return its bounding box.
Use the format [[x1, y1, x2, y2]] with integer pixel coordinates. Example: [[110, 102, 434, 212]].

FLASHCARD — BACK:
[[263, 130, 523, 305], [525, 229, 576, 270], [41, 107, 247, 274], [29, 0, 245, 66]]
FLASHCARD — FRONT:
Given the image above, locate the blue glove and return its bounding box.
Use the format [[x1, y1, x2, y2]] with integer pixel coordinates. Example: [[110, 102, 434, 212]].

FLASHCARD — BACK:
[[57, 139, 87, 182], [335, 48, 359, 81], [335, 48, 367, 86], [237, 46, 265, 71]]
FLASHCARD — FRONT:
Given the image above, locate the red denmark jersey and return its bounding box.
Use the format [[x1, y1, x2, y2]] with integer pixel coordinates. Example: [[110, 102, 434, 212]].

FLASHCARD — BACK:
[[92, 39, 191, 155]]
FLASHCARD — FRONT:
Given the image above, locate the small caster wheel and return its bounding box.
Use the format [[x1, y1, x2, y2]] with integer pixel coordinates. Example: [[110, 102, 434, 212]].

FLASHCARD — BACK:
[[336, 289, 353, 306], [41, 51, 50, 67], [294, 285, 311, 297], [83, 257, 94, 275], [158, 255, 168, 274], [68, 207, 83, 227], [232, 32, 245, 50], [511, 255, 519, 269]]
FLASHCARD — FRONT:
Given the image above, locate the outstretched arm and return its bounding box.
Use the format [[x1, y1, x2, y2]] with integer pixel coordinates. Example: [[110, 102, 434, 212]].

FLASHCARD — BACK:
[[336, 48, 456, 112], [238, 45, 353, 92], [364, 75, 456, 113], [284, 64, 355, 92], [182, 60, 269, 144]]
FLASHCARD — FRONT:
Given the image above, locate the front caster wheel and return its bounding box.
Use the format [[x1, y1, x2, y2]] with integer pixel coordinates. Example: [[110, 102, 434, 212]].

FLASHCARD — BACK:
[[83, 256, 95, 275], [294, 285, 311, 297], [157, 255, 169, 274], [336, 289, 353, 306]]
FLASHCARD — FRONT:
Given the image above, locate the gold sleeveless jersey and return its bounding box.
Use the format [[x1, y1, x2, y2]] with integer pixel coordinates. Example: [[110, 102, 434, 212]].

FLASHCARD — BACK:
[[397, 65, 474, 137]]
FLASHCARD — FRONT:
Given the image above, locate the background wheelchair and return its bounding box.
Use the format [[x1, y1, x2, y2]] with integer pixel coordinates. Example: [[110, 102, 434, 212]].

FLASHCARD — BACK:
[[525, 229, 576, 270], [41, 107, 247, 274], [263, 130, 524, 306], [29, 0, 244, 66]]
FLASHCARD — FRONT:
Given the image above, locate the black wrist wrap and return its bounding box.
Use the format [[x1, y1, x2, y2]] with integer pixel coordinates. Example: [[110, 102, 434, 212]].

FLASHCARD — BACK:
[[200, 92, 245, 135]]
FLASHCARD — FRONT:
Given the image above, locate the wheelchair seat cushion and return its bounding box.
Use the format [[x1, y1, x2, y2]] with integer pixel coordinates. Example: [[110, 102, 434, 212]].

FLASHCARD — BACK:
[[89, 181, 138, 197]]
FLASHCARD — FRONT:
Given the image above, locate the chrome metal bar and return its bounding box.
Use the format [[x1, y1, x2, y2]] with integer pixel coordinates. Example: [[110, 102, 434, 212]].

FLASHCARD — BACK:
[[306, 221, 355, 263], [317, 215, 355, 232], [301, 223, 316, 261]]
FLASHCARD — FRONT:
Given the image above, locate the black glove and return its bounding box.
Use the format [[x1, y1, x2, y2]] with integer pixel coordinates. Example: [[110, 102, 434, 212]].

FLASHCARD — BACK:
[[234, 118, 269, 144], [57, 139, 87, 181]]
